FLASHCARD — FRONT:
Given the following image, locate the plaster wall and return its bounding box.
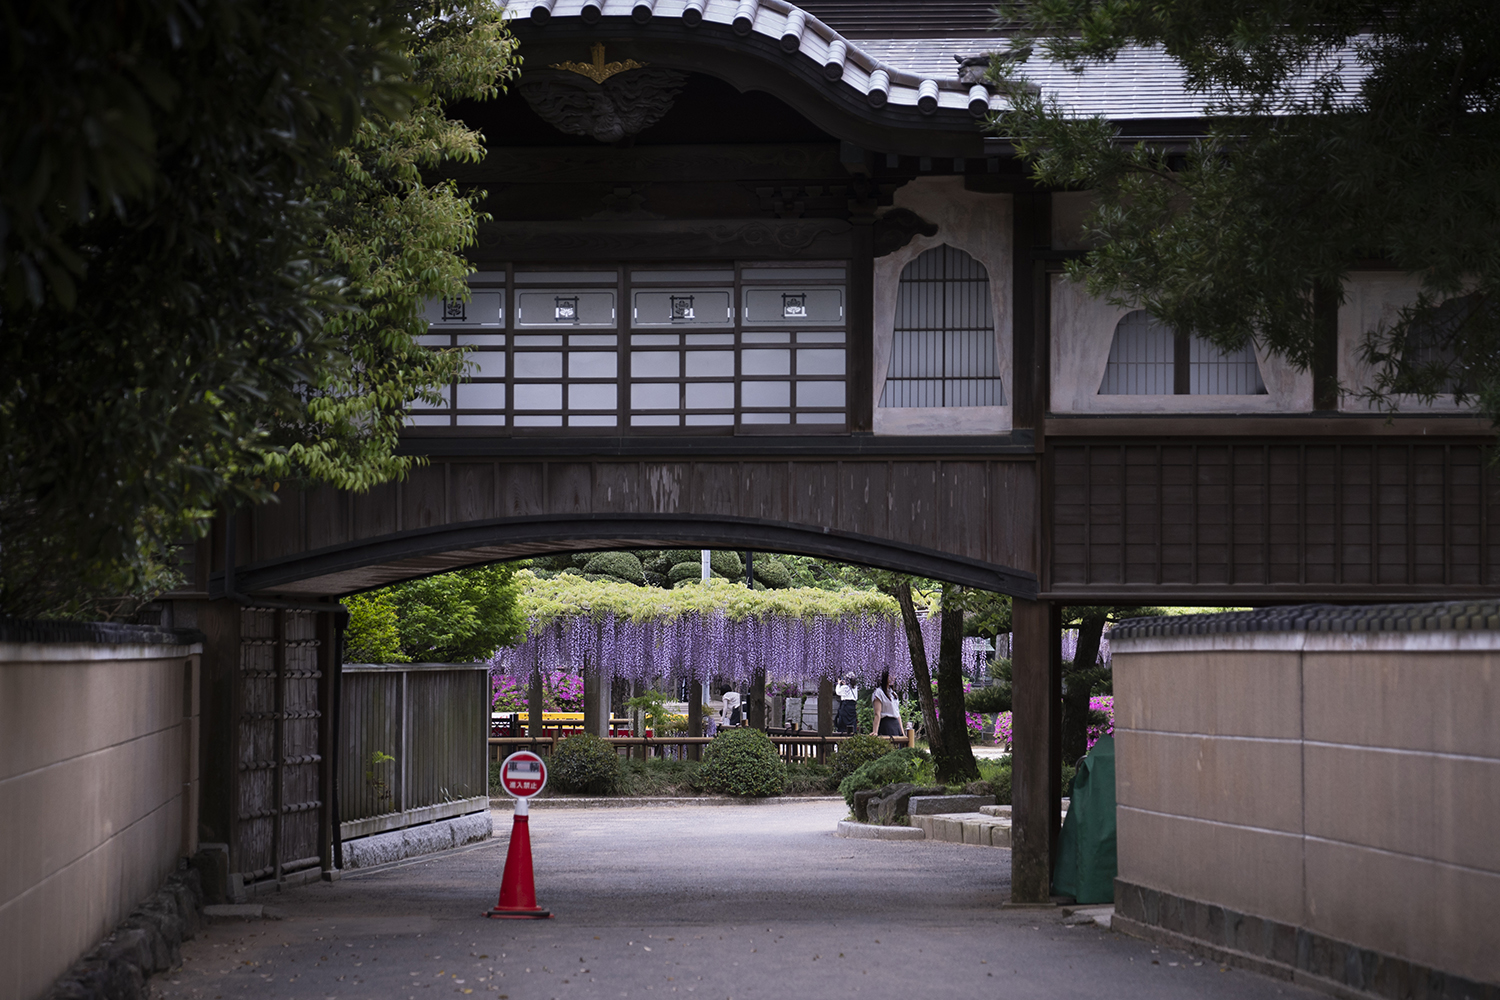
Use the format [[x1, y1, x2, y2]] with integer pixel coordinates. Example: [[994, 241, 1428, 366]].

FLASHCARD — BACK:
[[872, 176, 1012, 435], [1049, 277, 1314, 413], [0, 642, 201, 1000], [1111, 634, 1500, 986], [1338, 271, 1474, 413]]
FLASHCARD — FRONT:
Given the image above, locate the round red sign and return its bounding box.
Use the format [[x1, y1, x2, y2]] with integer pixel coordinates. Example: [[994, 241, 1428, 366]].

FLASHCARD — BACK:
[[499, 750, 547, 798]]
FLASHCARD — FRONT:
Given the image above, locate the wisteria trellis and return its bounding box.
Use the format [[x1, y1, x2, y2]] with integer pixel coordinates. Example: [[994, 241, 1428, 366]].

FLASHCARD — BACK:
[[490, 607, 990, 687], [486, 573, 1109, 689]]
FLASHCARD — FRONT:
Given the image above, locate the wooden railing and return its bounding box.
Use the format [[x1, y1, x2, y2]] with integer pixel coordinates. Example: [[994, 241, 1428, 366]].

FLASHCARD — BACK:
[[487, 730, 913, 765]]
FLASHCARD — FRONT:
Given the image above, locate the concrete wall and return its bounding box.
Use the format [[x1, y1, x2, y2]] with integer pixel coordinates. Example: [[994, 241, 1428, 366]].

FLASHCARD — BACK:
[[0, 632, 201, 1000], [1110, 618, 1500, 990]]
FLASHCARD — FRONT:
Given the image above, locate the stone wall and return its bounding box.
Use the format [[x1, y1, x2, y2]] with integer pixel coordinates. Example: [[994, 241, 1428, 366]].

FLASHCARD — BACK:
[[1109, 604, 1500, 995], [0, 621, 202, 1000]]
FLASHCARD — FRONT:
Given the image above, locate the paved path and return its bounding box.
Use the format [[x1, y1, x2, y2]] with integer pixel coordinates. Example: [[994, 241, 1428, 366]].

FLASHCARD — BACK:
[[153, 800, 1318, 1000]]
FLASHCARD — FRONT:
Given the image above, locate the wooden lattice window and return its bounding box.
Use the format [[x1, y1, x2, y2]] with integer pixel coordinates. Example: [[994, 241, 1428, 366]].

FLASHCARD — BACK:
[[1099, 310, 1266, 395], [880, 244, 1004, 407]]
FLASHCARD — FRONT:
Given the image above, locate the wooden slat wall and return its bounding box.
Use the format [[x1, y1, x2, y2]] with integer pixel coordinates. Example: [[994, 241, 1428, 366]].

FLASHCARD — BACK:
[[236, 608, 323, 884], [340, 666, 487, 825], [1050, 442, 1499, 595]]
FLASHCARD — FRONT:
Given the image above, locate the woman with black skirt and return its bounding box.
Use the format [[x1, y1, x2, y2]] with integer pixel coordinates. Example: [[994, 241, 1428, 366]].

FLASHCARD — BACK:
[[834, 674, 858, 734], [870, 670, 904, 738]]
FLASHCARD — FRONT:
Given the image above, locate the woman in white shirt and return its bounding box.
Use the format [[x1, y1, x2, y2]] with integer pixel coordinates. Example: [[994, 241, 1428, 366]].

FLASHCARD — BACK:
[[834, 674, 858, 734], [870, 670, 904, 737]]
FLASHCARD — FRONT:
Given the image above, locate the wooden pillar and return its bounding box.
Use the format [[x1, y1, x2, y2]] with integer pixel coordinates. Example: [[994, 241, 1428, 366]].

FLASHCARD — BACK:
[[686, 676, 703, 761], [583, 664, 602, 737], [315, 607, 340, 877], [1011, 597, 1062, 903], [848, 202, 875, 433], [193, 599, 241, 871], [527, 669, 544, 740], [747, 668, 767, 729], [816, 678, 833, 736]]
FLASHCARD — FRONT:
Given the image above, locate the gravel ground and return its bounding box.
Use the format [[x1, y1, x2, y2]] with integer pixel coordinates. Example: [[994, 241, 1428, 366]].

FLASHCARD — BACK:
[[151, 800, 1320, 1000]]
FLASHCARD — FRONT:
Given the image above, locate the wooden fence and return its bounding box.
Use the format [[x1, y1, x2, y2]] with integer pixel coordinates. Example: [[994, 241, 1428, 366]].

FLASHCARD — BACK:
[[341, 662, 489, 839], [487, 730, 913, 766]]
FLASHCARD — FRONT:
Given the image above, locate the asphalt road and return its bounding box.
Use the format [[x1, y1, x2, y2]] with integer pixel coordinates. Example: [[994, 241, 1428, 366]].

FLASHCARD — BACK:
[[152, 800, 1320, 1000]]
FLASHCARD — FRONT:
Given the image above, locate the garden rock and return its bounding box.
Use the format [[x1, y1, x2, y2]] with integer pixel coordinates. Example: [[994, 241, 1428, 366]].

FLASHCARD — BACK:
[[852, 789, 881, 823], [908, 793, 996, 816], [870, 783, 945, 825]]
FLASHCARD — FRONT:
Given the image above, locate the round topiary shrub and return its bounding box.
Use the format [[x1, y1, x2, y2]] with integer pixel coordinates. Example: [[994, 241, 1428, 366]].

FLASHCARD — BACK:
[[583, 551, 645, 585], [829, 733, 895, 784], [708, 550, 743, 579], [750, 556, 792, 589], [548, 734, 621, 794], [699, 729, 786, 797], [838, 747, 931, 807]]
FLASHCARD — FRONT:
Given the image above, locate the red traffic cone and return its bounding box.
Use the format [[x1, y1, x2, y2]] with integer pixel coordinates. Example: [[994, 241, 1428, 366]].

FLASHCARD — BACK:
[[486, 800, 551, 919]]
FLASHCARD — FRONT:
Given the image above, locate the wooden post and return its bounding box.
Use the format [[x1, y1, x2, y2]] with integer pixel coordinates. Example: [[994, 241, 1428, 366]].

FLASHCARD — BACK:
[[687, 676, 703, 761], [527, 669, 544, 739], [816, 678, 833, 760], [1010, 597, 1062, 903], [583, 664, 601, 738], [748, 668, 767, 729]]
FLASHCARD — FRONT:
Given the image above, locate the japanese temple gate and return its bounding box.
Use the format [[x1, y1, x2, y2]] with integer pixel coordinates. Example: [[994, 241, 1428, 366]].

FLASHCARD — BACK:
[[164, 0, 1500, 909]]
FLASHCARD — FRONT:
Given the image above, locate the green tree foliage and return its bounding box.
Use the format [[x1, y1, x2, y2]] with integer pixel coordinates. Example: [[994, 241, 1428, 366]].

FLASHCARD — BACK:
[[344, 591, 408, 664], [286, 2, 519, 490], [346, 564, 525, 663], [0, 2, 518, 618], [989, 0, 1500, 420]]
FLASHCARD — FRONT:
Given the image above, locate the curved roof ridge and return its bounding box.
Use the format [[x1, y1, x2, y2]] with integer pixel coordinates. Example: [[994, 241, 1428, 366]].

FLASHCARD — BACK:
[[503, 0, 998, 118]]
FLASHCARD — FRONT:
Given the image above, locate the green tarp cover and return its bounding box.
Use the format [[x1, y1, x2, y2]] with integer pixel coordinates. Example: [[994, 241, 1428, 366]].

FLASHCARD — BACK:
[[1051, 735, 1117, 904]]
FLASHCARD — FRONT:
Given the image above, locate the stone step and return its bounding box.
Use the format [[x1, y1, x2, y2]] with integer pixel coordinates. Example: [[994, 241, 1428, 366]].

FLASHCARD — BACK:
[[912, 812, 1012, 848], [979, 804, 1011, 818]]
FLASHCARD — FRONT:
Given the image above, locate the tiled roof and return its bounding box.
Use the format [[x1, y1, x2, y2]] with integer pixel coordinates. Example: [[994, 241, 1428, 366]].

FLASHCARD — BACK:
[[1110, 602, 1500, 640], [509, 0, 1369, 123], [507, 0, 1008, 118]]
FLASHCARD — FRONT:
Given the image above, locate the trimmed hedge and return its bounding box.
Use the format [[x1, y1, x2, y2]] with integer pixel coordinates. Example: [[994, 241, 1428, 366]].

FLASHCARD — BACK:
[[699, 728, 786, 797], [750, 556, 792, 589], [829, 733, 895, 784], [549, 734, 621, 794], [583, 551, 646, 585]]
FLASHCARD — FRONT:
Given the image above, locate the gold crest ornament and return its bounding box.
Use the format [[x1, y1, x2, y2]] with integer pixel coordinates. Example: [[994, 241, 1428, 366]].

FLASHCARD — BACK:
[[549, 43, 646, 84]]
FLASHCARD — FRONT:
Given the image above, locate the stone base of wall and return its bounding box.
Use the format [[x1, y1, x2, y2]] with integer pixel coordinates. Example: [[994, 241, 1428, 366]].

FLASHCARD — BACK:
[[1114, 880, 1498, 1000], [341, 811, 493, 870], [47, 869, 204, 1000]]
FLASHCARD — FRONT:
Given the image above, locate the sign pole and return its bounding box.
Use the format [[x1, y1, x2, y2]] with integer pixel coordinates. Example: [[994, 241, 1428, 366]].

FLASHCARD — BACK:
[[486, 751, 551, 919]]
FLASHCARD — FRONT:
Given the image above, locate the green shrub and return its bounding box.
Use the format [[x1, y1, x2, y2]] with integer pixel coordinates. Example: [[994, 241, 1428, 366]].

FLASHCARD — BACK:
[[699, 729, 786, 797], [750, 556, 791, 589], [784, 760, 836, 794], [829, 733, 895, 784], [549, 734, 621, 794], [583, 551, 645, 585], [965, 684, 1009, 714], [838, 747, 931, 807], [709, 550, 743, 579], [668, 561, 707, 584]]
